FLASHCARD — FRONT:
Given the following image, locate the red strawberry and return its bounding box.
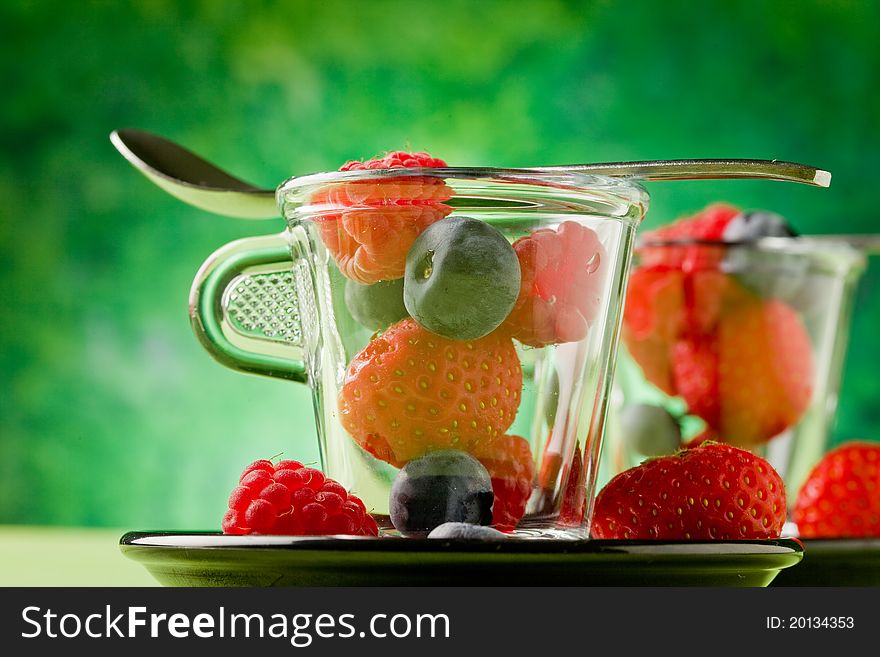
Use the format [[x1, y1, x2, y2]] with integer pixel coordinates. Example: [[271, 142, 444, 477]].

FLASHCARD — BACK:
[[671, 336, 720, 427], [503, 221, 607, 347], [222, 459, 379, 536], [672, 297, 813, 446], [591, 442, 786, 540], [715, 297, 814, 445], [793, 442, 880, 538], [621, 330, 677, 396], [473, 434, 536, 531], [622, 267, 685, 342], [339, 319, 523, 468], [312, 151, 452, 284], [628, 277, 813, 447]]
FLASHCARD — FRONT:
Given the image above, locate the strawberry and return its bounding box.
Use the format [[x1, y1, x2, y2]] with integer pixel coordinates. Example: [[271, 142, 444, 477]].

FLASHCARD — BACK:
[[503, 221, 607, 347], [621, 330, 677, 396], [793, 442, 880, 538], [622, 267, 686, 342], [312, 151, 452, 284], [622, 204, 740, 393], [714, 297, 814, 445], [473, 434, 536, 531], [339, 318, 523, 468], [672, 297, 813, 446], [626, 273, 813, 446], [591, 442, 787, 540], [623, 271, 746, 399], [671, 336, 721, 427]]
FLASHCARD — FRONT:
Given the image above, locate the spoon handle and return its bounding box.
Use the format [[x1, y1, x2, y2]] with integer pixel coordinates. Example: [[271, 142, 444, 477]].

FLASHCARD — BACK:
[[533, 159, 831, 187]]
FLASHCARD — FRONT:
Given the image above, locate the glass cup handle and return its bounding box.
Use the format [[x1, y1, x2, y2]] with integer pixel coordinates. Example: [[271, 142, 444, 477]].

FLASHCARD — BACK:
[[189, 232, 307, 383]]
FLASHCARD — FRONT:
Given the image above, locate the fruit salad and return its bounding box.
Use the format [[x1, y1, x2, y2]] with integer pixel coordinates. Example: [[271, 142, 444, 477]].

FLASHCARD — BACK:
[[272, 151, 639, 537], [607, 202, 866, 520], [621, 204, 814, 445]]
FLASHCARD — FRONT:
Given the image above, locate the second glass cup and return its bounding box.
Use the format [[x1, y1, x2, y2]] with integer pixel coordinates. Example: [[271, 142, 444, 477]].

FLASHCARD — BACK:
[[191, 168, 648, 538], [602, 227, 866, 519]]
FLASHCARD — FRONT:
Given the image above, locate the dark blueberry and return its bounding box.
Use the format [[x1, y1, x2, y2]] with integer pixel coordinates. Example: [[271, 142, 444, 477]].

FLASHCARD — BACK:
[[344, 278, 409, 331], [722, 209, 806, 303], [722, 210, 796, 242], [404, 215, 520, 340], [621, 403, 682, 457], [389, 450, 494, 536]]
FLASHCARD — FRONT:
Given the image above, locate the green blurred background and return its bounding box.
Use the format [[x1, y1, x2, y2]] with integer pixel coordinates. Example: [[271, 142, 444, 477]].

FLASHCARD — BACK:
[[2, 0, 879, 530]]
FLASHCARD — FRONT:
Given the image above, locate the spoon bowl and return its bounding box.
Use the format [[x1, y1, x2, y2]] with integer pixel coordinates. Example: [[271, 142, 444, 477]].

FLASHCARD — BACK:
[[110, 129, 277, 218]]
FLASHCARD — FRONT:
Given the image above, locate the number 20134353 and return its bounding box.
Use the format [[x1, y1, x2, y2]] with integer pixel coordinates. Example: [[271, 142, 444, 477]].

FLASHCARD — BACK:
[[766, 617, 855, 630]]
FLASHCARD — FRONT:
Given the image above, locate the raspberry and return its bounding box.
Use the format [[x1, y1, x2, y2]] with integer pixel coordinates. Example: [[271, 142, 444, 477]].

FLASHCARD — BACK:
[[638, 203, 740, 271], [340, 151, 448, 171], [222, 459, 379, 536], [339, 318, 523, 468], [473, 434, 536, 532], [503, 221, 607, 347], [312, 151, 452, 284]]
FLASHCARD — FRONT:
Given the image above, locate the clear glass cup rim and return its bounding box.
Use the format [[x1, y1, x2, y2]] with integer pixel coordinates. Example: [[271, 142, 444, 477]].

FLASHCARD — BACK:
[[276, 166, 649, 211], [636, 235, 867, 275]]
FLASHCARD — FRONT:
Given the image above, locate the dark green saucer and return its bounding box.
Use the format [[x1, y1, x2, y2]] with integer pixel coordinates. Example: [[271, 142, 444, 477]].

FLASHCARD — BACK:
[[771, 538, 880, 586], [120, 532, 802, 587]]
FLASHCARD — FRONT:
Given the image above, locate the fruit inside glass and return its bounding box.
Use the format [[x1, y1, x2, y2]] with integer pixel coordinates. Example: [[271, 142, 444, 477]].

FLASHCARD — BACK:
[[601, 224, 866, 518], [191, 168, 648, 538]]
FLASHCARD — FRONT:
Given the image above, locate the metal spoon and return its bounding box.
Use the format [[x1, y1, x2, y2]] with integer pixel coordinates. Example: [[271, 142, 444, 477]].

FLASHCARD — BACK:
[[110, 128, 832, 220], [110, 129, 276, 219]]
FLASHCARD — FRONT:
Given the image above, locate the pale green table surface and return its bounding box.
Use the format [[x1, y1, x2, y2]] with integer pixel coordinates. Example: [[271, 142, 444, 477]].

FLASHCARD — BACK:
[[0, 526, 158, 587]]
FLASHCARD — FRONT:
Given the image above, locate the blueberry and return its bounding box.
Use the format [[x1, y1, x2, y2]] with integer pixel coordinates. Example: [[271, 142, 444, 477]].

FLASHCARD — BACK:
[[427, 522, 509, 540], [621, 403, 682, 457], [722, 210, 806, 304], [722, 210, 796, 242], [344, 278, 409, 331], [389, 450, 494, 536], [404, 216, 520, 340]]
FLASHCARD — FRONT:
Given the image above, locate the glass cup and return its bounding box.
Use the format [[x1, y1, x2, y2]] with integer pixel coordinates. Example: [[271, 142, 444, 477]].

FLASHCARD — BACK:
[[190, 168, 648, 538], [601, 235, 866, 522]]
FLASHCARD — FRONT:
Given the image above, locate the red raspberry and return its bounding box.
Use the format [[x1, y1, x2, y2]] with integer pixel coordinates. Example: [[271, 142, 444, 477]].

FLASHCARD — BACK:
[[222, 458, 379, 536], [793, 442, 880, 538], [638, 203, 740, 271], [473, 434, 536, 532], [340, 151, 448, 171], [312, 151, 452, 284], [503, 221, 607, 347]]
